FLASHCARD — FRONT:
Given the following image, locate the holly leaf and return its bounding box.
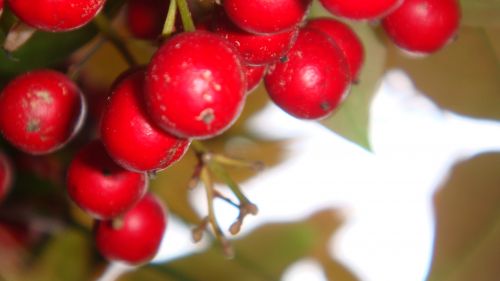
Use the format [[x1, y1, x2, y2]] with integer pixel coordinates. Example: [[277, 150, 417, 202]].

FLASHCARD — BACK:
[[309, 2, 386, 151], [460, 0, 500, 27], [427, 153, 500, 281], [123, 209, 359, 281], [386, 26, 500, 120]]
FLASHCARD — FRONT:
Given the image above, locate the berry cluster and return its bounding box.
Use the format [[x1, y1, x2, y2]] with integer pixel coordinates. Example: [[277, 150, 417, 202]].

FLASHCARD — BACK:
[[0, 0, 461, 265]]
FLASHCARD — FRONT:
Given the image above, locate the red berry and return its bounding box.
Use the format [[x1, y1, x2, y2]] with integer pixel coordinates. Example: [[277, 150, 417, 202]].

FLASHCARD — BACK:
[[94, 193, 167, 265], [0, 151, 13, 203], [0, 0, 4, 14], [7, 0, 106, 32], [66, 140, 148, 220], [223, 0, 312, 34], [244, 64, 267, 94], [382, 0, 461, 54], [0, 70, 86, 154], [126, 0, 169, 40], [211, 9, 298, 65], [145, 30, 246, 139], [319, 0, 402, 20], [306, 18, 364, 82], [264, 28, 350, 119], [101, 69, 190, 172]]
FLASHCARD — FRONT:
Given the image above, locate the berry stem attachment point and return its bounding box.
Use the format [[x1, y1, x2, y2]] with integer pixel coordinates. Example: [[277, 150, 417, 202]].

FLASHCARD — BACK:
[[162, 0, 177, 37], [176, 0, 195, 32], [93, 13, 138, 67]]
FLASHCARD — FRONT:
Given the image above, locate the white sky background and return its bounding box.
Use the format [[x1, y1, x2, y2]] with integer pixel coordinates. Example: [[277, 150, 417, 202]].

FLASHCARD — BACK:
[[152, 69, 500, 281]]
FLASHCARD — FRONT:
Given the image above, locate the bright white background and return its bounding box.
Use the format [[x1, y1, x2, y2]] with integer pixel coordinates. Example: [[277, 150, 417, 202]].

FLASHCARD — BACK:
[[153, 70, 500, 281]]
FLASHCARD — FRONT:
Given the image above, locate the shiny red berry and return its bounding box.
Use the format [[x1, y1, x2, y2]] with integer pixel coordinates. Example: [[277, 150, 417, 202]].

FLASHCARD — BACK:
[[307, 18, 364, 82], [244, 64, 267, 94], [382, 0, 461, 54], [94, 193, 167, 265], [0, 151, 13, 203], [211, 9, 298, 65], [319, 0, 402, 20], [223, 0, 312, 34], [145, 30, 246, 139], [66, 140, 148, 220], [7, 0, 106, 32], [126, 0, 169, 40], [265, 28, 350, 119], [101, 69, 190, 173], [0, 0, 4, 15], [0, 70, 86, 154]]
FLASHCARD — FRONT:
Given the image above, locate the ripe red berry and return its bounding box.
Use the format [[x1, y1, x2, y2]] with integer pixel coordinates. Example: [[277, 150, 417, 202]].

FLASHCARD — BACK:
[[265, 28, 350, 119], [126, 0, 169, 40], [211, 9, 298, 66], [382, 0, 461, 54], [94, 193, 167, 265], [0, 151, 13, 203], [145, 30, 246, 139], [319, 0, 402, 20], [244, 64, 267, 94], [223, 0, 312, 34], [306, 18, 364, 82], [66, 140, 148, 220], [7, 0, 106, 32], [101, 69, 190, 173], [0, 70, 86, 154], [0, 0, 4, 15]]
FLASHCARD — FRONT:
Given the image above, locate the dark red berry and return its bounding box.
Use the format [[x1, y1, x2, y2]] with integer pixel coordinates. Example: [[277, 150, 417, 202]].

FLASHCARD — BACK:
[[319, 0, 402, 20], [211, 9, 298, 65], [7, 0, 106, 32], [0, 151, 13, 203], [307, 18, 364, 82], [101, 69, 190, 173], [126, 0, 169, 40], [94, 193, 167, 265], [244, 64, 267, 94], [0, 0, 4, 15], [265, 28, 350, 119], [223, 0, 312, 34], [0, 70, 86, 154], [382, 0, 461, 54], [145, 30, 246, 139], [66, 140, 148, 220]]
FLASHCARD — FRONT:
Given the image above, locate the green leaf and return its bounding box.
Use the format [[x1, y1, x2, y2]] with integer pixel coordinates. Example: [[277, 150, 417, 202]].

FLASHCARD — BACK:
[[460, 0, 500, 27], [124, 209, 359, 281], [27, 229, 93, 281], [386, 26, 500, 120], [310, 2, 386, 151], [427, 153, 500, 281]]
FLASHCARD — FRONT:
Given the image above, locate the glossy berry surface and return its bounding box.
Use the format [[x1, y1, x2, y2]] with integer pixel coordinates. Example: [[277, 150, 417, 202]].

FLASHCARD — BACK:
[[0, 70, 86, 154], [265, 28, 350, 120], [66, 140, 148, 220], [382, 0, 461, 54], [145, 30, 246, 139], [7, 0, 105, 32], [94, 193, 167, 265], [319, 0, 402, 20], [223, 0, 312, 34], [101, 69, 190, 172], [307, 18, 364, 82], [211, 10, 298, 65], [0, 151, 13, 203], [126, 0, 169, 40], [244, 64, 267, 94]]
